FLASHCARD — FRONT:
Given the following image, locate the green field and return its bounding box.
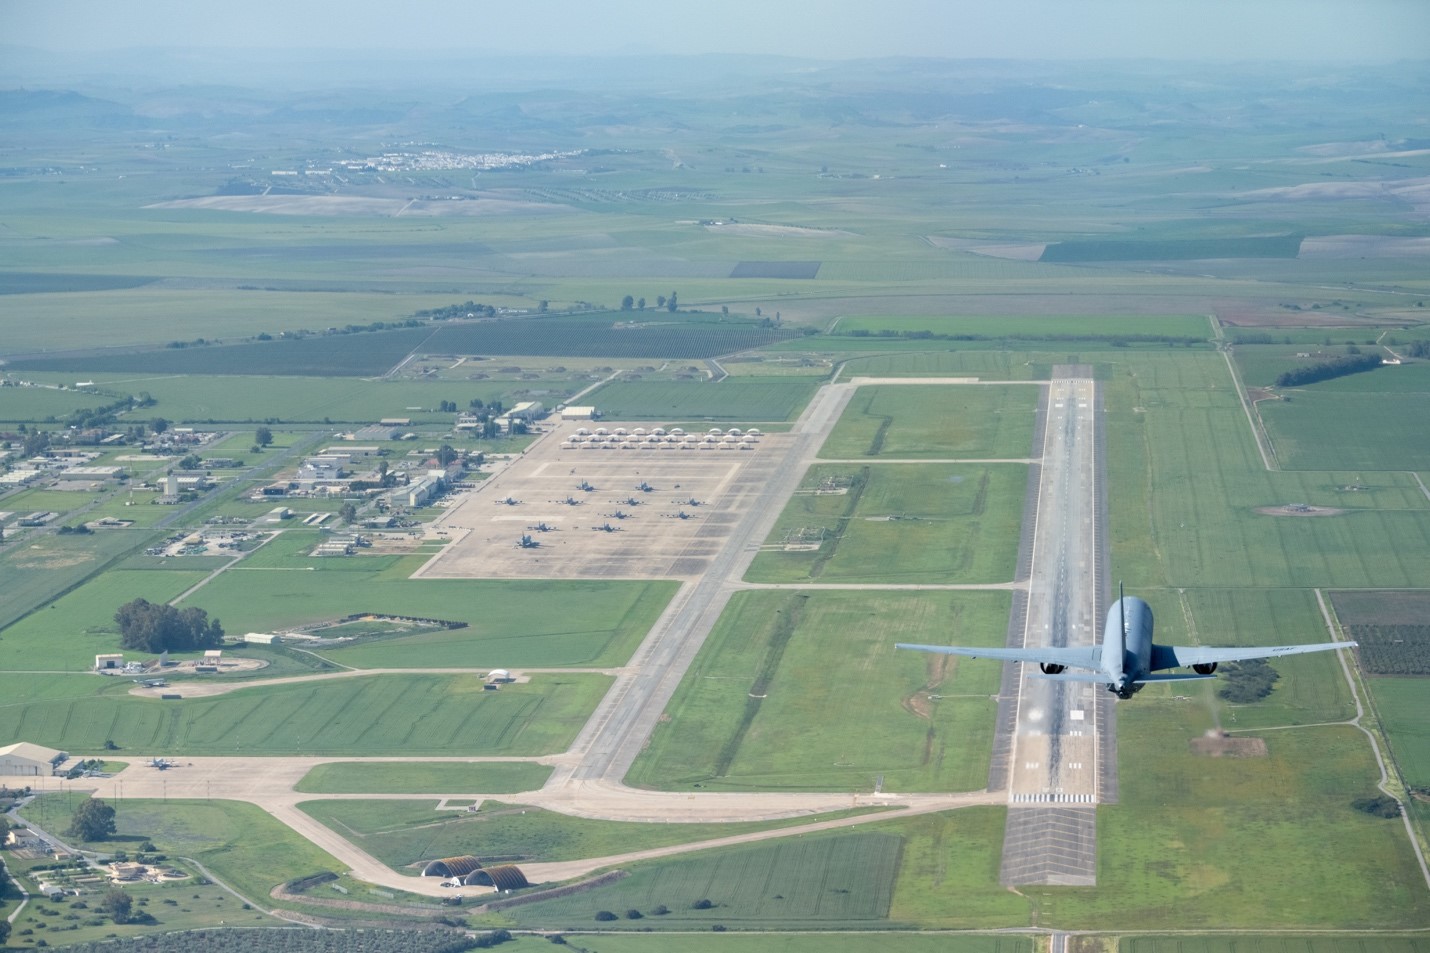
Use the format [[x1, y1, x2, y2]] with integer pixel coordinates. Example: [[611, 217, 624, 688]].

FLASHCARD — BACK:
[[834, 313, 1211, 341], [0, 672, 607, 756], [502, 831, 903, 930], [629, 589, 1008, 792], [584, 378, 818, 421], [1123, 939, 1430, 953], [1365, 677, 1430, 788], [176, 566, 675, 669], [745, 463, 1025, 584], [294, 760, 553, 794], [493, 807, 1029, 931], [0, 529, 170, 635], [296, 799, 887, 868], [819, 384, 1038, 459], [1042, 711, 1430, 930], [1260, 390, 1430, 471], [1102, 351, 1430, 590]]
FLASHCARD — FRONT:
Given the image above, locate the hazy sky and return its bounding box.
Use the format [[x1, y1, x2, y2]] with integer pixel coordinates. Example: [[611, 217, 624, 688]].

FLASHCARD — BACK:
[[4, 0, 1427, 61]]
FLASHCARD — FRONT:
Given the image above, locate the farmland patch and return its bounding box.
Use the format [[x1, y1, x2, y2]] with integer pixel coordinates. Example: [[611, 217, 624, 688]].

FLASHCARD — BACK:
[[507, 832, 902, 929], [819, 384, 1037, 459], [585, 379, 817, 421], [1331, 589, 1430, 676], [0, 272, 158, 294], [730, 260, 822, 279], [420, 315, 798, 359], [1041, 235, 1303, 262], [1259, 392, 1430, 471], [629, 589, 1007, 792]]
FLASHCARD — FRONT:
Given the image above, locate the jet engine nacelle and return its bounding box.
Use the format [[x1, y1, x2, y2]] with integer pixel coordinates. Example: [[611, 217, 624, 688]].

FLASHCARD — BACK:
[[1192, 662, 1217, 675], [1040, 662, 1066, 675]]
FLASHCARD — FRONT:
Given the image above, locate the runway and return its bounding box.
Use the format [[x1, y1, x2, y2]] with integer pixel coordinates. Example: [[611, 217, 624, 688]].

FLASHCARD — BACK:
[[996, 366, 1112, 886]]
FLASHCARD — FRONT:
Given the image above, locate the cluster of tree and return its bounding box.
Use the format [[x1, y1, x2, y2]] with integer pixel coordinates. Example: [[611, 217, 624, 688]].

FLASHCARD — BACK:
[[64, 393, 156, 431], [619, 292, 679, 312], [67, 797, 117, 841], [19, 426, 50, 457], [102, 886, 134, 924], [413, 301, 500, 320], [114, 598, 224, 653], [459, 400, 509, 439], [1351, 794, 1401, 818], [1216, 658, 1279, 704], [1274, 352, 1383, 388], [1398, 339, 1430, 359]]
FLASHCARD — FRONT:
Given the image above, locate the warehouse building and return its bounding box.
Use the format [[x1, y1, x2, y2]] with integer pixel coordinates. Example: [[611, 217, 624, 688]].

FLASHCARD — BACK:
[[0, 741, 68, 777]]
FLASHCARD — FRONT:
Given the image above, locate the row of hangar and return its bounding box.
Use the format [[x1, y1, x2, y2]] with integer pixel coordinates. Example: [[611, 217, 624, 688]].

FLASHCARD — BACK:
[[422, 855, 530, 890], [563, 426, 763, 452]]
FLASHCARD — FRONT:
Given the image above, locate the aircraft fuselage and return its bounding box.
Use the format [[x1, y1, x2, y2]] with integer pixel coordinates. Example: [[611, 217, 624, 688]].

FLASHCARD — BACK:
[[1104, 595, 1154, 698]]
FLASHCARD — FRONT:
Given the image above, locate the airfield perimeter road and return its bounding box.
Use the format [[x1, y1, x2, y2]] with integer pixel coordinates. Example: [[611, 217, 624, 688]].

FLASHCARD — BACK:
[[997, 367, 1110, 886]]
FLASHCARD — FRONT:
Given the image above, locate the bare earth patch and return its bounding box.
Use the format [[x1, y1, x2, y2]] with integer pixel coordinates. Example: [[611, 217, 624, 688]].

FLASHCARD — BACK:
[[705, 223, 854, 239], [1255, 505, 1346, 517], [1190, 732, 1268, 757]]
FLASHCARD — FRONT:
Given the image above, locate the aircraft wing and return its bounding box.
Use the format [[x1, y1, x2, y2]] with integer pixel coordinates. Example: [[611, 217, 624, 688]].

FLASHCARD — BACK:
[[896, 643, 1102, 670], [1150, 641, 1355, 672]]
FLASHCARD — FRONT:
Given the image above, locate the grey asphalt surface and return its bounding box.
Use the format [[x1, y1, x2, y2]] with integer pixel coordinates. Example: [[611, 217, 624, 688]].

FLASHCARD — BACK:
[[998, 367, 1105, 886]]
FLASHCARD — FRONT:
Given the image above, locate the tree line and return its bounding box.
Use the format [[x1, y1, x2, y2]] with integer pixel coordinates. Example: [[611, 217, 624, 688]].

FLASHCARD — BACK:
[[1274, 352, 1383, 388]]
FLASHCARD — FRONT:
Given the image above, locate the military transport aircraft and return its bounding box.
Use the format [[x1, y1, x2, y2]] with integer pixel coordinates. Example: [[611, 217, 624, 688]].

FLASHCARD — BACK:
[[897, 589, 1355, 700]]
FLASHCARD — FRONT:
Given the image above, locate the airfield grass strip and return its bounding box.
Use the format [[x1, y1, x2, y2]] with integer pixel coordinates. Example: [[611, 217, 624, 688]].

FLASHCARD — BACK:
[[866, 414, 893, 456], [712, 592, 807, 779], [808, 468, 869, 580]]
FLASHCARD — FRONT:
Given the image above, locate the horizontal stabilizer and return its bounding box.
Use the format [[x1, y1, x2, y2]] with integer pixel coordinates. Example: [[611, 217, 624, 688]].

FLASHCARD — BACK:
[[896, 643, 1102, 670], [1135, 673, 1216, 683], [1029, 672, 1112, 683]]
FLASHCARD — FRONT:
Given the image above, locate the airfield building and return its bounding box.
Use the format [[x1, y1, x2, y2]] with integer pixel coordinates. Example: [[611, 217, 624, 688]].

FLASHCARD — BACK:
[[0, 742, 67, 777]]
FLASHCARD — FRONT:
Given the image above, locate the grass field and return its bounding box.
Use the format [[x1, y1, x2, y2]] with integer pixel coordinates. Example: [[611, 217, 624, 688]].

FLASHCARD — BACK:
[[584, 378, 818, 421], [744, 463, 1025, 584], [1364, 677, 1430, 788], [177, 567, 676, 668], [294, 761, 552, 794], [834, 313, 1211, 340], [0, 672, 608, 756], [0, 529, 168, 635], [1039, 710, 1430, 930], [1101, 351, 1430, 590], [296, 799, 887, 868], [1259, 390, 1430, 471], [818, 384, 1038, 459], [628, 589, 1008, 792], [500, 831, 904, 930], [1122, 940, 1430, 953], [1176, 587, 1355, 729]]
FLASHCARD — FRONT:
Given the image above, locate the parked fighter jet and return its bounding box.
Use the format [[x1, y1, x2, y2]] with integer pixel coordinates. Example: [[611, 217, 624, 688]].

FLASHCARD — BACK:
[[897, 588, 1355, 700]]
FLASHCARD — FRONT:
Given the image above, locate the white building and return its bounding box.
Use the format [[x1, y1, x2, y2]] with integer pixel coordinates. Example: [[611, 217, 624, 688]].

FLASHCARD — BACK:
[[0, 742, 67, 777]]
